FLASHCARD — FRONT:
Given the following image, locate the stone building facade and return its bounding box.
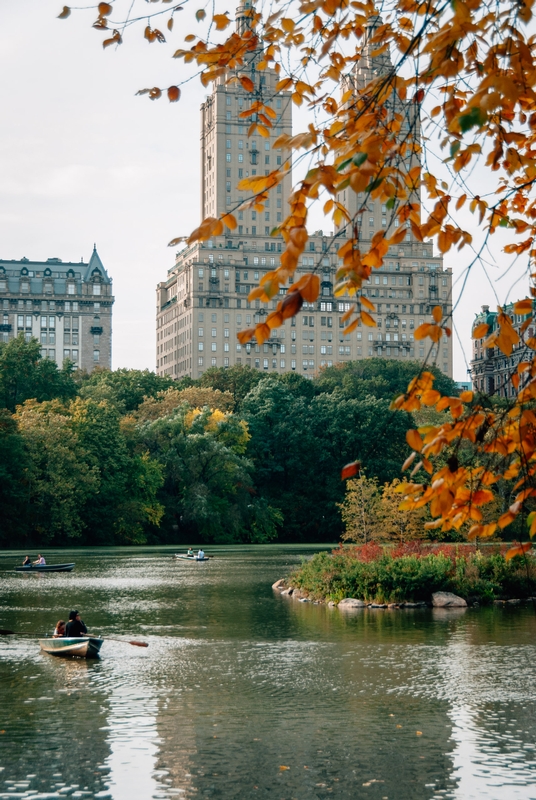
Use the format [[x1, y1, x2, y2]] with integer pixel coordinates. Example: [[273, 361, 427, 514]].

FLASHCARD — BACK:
[[156, 8, 453, 380], [0, 246, 114, 372], [470, 303, 533, 397]]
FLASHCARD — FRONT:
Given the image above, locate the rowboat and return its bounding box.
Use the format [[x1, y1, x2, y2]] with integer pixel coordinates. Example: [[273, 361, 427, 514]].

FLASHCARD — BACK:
[[39, 636, 103, 658], [174, 554, 210, 561], [14, 563, 75, 573]]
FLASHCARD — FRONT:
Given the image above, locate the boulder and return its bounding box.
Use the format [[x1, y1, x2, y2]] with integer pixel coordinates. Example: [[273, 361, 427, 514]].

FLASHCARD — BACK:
[[328, 601, 337, 607], [432, 591, 467, 608], [338, 598, 366, 608], [272, 579, 287, 591]]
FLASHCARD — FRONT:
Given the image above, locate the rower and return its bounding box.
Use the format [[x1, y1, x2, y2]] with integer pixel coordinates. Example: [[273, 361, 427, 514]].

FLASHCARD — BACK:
[[187, 547, 195, 557], [65, 610, 88, 637], [33, 554, 46, 565], [22, 556, 31, 566], [197, 548, 205, 560]]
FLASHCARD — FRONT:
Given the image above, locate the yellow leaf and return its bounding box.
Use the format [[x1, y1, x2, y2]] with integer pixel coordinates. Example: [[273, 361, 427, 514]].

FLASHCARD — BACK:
[[460, 390, 473, 403], [432, 305, 442, 323], [281, 18, 295, 32]]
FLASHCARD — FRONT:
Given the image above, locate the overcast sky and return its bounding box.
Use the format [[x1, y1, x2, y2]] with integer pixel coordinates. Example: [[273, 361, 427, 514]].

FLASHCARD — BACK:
[[1, 1, 530, 380]]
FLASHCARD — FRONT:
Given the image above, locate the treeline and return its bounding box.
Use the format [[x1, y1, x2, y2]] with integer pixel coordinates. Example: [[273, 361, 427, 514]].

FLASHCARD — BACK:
[[0, 334, 459, 548]]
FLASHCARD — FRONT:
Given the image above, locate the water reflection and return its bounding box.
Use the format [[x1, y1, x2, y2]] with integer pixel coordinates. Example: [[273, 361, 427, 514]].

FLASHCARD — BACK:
[[0, 546, 535, 800]]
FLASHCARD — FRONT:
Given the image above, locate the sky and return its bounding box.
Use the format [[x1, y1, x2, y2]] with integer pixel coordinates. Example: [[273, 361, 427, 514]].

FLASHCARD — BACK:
[[1, 0, 531, 380]]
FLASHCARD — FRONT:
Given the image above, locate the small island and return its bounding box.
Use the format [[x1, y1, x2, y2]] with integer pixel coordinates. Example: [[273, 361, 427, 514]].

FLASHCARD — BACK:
[[274, 542, 536, 607]]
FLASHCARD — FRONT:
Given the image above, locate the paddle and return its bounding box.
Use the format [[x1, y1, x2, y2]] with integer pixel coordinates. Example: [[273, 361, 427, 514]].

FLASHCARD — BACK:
[[0, 629, 148, 648]]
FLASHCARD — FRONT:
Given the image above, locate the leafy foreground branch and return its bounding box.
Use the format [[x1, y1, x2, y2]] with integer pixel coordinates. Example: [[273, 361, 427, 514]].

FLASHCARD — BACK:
[[288, 544, 535, 605]]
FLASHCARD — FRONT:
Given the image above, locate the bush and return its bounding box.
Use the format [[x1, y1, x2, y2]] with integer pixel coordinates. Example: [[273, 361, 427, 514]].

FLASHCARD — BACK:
[[289, 545, 534, 603]]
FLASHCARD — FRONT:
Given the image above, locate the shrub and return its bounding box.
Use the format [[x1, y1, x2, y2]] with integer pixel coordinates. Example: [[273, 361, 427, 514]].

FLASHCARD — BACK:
[[289, 544, 534, 604]]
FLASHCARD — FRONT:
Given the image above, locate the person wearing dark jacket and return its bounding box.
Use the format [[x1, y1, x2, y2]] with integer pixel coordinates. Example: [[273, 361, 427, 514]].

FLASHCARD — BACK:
[[65, 610, 88, 637]]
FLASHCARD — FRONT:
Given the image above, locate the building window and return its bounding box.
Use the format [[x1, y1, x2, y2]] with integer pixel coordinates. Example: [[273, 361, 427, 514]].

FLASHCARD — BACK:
[[68, 284, 75, 295], [211, 357, 217, 366], [198, 357, 204, 366], [226, 153, 231, 162], [198, 342, 204, 351], [211, 343, 217, 351], [93, 350, 100, 362], [93, 284, 101, 296]]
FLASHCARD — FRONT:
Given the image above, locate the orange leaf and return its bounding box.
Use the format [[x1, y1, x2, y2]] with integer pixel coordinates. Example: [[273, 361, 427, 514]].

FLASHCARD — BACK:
[[406, 429, 422, 452], [195, 9, 206, 21], [98, 2, 112, 15], [167, 86, 181, 102], [255, 323, 271, 345], [213, 13, 230, 30], [513, 299, 532, 315], [221, 213, 237, 231], [360, 311, 376, 327], [472, 323, 489, 339], [299, 274, 319, 303], [341, 461, 360, 480], [460, 390, 473, 403], [237, 328, 255, 344], [239, 75, 255, 93], [505, 542, 532, 561], [432, 305, 442, 323], [280, 291, 303, 319], [58, 6, 71, 18]]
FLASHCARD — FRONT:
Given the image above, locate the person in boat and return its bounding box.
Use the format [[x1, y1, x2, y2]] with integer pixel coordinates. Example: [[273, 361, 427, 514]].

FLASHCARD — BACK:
[[187, 547, 195, 557], [65, 610, 88, 638], [22, 556, 31, 566], [33, 554, 46, 565], [197, 548, 205, 559], [53, 620, 66, 638]]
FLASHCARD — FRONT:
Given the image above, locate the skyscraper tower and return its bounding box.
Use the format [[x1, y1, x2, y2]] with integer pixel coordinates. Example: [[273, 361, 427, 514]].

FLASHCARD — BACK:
[[156, 11, 453, 380]]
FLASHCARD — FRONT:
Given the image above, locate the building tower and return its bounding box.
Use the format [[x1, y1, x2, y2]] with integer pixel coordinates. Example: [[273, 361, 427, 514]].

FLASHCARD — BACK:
[[156, 12, 453, 380], [0, 246, 114, 372]]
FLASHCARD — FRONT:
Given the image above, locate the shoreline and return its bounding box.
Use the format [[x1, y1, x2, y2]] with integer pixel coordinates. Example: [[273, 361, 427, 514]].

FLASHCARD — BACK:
[[271, 579, 536, 609]]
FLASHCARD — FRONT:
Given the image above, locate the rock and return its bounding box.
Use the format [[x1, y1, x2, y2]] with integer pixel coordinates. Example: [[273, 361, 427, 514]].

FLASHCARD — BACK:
[[327, 601, 337, 607], [272, 579, 287, 591], [338, 598, 366, 608], [432, 591, 467, 608], [507, 598, 521, 604], [370, 603, 387, 608], [279, 589, 290, 596], [387, 603, 399, 608]]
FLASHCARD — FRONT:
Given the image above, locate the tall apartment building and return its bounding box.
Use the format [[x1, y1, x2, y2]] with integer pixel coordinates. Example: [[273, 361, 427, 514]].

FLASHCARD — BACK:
[[470, 303, 533, 397], [156, 8, 453, 380], [0, 246, 114, 372]]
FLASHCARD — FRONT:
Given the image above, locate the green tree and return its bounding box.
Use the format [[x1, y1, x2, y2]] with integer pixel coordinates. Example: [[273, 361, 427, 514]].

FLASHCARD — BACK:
[[138, 406, 281, 543], [198, 365, 264, 410], [0, 409, 29, 545], [70, 397, 164, 544], [77, 368, 177, 413], [0, 335, 77, 412], [15, 400, 99, 543], [313, 360, 458, 403]]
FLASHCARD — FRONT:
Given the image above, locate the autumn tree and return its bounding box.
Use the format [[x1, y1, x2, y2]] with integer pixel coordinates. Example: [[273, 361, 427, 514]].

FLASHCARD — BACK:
[[339, 474, 382, 544], [378, 478, 426, 543], [57, 0, 536, 556]]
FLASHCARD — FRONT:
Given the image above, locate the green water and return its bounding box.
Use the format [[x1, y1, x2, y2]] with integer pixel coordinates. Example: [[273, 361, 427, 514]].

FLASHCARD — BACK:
[[0, 545, 535, 800]]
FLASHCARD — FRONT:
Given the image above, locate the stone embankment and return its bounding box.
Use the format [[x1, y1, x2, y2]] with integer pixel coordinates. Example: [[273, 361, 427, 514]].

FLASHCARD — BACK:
[[271, 580, 531, 608]]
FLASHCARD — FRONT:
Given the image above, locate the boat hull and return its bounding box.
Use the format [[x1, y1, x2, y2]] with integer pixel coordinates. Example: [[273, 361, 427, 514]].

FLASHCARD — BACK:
[[39, 637, 103, 659], [15, 563, 75, 573], [174, 554, 210, 561]]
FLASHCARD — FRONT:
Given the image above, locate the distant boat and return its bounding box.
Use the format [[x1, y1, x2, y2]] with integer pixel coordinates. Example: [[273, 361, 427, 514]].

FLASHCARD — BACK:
[[39, 636, 103, 659], [14, 563, 75, 573], [174, 554, 210, 562]]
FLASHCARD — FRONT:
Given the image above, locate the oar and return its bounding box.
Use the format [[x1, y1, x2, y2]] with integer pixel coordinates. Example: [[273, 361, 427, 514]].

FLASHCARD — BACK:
[[90, 635, 149, 648], [0, 629, 148, 648]]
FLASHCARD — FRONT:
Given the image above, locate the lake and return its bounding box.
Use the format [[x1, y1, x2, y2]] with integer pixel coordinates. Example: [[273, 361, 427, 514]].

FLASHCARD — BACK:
[[0, 545, 535, 800]]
